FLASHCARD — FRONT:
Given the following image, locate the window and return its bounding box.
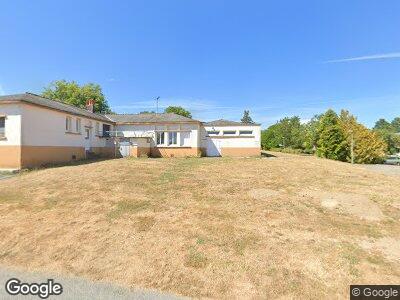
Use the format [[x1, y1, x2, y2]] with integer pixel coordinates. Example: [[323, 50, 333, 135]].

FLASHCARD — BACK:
[[66, 117, 72, 132], [85, 128, 90, 139], [76, 118, 81, 133], [0, 117, 5, 137], [103, 124, 111, 137], [156, 132, 165, 145], [207, 131, 220, 135], [95, 122, 100, 136], [180, 131, 191, 146], [239, 130, 253, 135], [168, 132, 178, 145], [223, 130, 236, 135]]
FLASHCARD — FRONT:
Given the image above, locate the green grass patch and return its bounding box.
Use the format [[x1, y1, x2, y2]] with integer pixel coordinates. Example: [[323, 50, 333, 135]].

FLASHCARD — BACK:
[[185, 248, 208, 269], [340, 242, 363, 277], [107, 200, 151, 219]]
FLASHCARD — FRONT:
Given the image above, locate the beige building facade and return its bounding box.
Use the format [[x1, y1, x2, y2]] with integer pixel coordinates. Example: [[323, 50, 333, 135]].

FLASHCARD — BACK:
[[0, 93, 261, 169]]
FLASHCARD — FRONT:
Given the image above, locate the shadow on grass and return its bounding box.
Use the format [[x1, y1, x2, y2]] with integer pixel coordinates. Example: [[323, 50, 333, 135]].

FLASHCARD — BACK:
[[22, 157, 119, 173], [261, 151, 277, 158]]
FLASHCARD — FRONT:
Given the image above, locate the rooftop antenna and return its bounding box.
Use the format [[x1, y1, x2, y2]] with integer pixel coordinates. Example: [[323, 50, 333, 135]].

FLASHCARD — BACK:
[[156, 96, 160, 114]]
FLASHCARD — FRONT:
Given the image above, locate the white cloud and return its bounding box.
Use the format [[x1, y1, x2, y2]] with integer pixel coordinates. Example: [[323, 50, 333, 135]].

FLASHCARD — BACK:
[[325, 52, 400, 63]]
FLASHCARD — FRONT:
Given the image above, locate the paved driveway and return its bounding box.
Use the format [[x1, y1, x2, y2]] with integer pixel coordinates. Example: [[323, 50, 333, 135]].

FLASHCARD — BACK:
[[0, 174, 14, 181], [0, 266, 184, 300], [360, 164, 400, 176]]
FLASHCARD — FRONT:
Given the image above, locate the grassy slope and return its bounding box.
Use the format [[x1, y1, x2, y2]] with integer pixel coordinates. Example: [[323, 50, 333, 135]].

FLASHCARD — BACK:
[[0, 154, 399, 298]]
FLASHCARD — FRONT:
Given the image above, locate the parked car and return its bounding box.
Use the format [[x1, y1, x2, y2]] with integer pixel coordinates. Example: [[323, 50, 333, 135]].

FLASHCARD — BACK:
[[385, 155, 400, 165]]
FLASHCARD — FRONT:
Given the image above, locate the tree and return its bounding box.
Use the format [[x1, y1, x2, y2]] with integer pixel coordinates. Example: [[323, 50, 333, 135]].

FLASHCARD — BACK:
[[42, 80, 111, 113], [391, 117, 400, 132], [373, 118, 392, 131], [316, 109, 349, 161], [241, 110, 255, 124], [373, 117, 400, 154], [139, 110, 155, 114], [164, 106, 192, 118], [261, 116, 305, 150], [303, 114, 323, 152], [339, 110, 387, 164]]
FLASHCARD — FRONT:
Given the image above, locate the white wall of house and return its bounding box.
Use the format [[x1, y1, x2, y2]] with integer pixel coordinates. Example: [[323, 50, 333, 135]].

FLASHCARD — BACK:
[[116, 123, 201, 148], [20, 104, 113, 148], [201, 125, 261, 148], [0, 104, 22, 146]]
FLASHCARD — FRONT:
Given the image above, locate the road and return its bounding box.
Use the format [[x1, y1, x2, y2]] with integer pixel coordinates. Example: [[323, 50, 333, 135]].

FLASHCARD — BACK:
[[360, 164, 400, 176], [0, 173, 15, 181], [0, 266, 184, 300]]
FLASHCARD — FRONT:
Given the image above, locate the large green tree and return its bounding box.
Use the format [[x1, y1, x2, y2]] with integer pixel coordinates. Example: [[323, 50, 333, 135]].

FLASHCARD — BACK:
[[373, 117, 400, 154], [303, 114, 323, 152], [316, 109, 349, 161], [42, 80, 111, 113], [339, 110, 387, 164], [261, 116, 305, 150], [391, 117, 400, 132], [164, 106, 192, 118]]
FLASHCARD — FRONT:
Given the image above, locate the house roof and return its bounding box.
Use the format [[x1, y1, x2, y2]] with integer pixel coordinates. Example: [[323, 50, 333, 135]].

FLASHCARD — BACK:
[[203, 119, 260, 126], [106, 113, 200, 124], [0, 93, 113, 123]]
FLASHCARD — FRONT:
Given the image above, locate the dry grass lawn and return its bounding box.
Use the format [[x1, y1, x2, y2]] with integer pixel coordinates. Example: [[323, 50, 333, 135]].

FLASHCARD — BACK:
[[0, 152, 399, 298]]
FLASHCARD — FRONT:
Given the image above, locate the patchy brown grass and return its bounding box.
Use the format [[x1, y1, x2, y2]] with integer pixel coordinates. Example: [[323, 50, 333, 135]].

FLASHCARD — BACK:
[[0, 153, 399, 298]]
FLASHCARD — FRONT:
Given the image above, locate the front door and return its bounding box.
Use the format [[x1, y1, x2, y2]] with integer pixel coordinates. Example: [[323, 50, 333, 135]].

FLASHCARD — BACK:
[[84, 128, 91, 151], [119, 141, 131, 157]]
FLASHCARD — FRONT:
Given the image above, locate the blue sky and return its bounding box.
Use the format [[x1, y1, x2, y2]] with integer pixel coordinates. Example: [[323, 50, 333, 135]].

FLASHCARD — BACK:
[[1, 1, 399, 128]]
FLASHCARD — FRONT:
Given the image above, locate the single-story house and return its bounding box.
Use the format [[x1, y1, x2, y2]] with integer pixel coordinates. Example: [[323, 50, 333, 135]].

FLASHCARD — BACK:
[[0, 93, 261, 169]]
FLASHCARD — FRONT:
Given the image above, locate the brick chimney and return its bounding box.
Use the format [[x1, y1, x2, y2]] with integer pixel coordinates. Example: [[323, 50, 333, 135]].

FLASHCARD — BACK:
[[86, 99, 95, 112]]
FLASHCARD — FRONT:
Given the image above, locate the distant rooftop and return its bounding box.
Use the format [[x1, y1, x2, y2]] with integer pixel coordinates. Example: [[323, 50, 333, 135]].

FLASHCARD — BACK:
[[106, 113, 200, 123], [203, 119, 260, 126], [0, 93, 112, 123]]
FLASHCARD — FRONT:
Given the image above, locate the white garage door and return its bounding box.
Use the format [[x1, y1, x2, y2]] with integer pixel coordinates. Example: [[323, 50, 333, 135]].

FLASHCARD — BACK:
[[206, 138, 221, 157]]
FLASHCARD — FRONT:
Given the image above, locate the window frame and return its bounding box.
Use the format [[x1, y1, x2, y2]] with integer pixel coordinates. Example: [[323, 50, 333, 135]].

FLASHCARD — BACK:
[[65, 116, 72, 132], [223, 130, 236, 135], [180, 131, 191, 146], [102, 124, 111, 137], [156, 131, 165, 145], [76, 118, 81, 133], [168, 131, 178, 145], [0, 116, 5, 138], [239, 130, 253, 135], [207, 130, 220, 136]]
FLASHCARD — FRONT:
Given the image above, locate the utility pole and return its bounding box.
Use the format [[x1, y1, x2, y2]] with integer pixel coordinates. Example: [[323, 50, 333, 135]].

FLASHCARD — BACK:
[[156, 96, 160, 114]]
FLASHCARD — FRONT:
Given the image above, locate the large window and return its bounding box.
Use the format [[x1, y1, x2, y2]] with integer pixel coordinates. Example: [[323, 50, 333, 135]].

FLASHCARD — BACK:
[[156, 132, 165, 145], [76, 118, 81, 133], [207, 130, 220, 135], [0, 117, 5, 137], [239, 130, 253, 135], [168, 132, 177, 145], [223, 130, 236, 135], [180, 131, 191, 146], [66, 116, 72, 132], [103, 124, 111, 137]]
